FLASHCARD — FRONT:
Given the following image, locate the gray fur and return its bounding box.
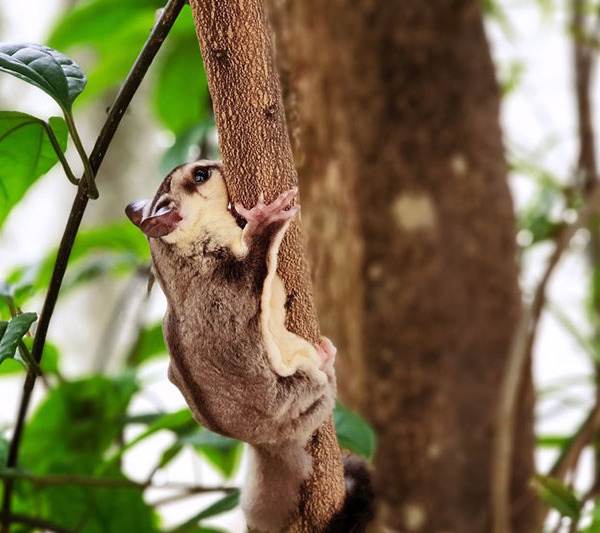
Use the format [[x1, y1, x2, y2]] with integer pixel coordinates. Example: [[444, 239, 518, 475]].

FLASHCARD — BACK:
[[126, 161, 335, 531]]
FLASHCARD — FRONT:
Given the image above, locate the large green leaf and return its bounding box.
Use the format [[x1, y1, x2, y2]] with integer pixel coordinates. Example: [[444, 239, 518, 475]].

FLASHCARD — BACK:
[[0, 112, 68, 227], [334, 402, 376, 460], [0, 312, 37, 367], [21, 373, 138, 470], [532, 475, 581, 521], [12, 374, 151, 530], [0, 42, 86, 111]]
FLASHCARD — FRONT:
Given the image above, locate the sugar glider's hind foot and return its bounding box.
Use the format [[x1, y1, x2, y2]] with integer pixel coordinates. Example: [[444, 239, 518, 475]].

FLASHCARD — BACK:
[[315, 336, 337, 377]]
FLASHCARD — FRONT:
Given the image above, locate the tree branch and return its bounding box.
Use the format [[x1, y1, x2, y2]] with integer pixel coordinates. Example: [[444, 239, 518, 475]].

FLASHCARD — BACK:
[[0, 2, 186, 531], [188, 0, 346, 529], [549, 402, 600, 481], [492, 183, 600, 533]]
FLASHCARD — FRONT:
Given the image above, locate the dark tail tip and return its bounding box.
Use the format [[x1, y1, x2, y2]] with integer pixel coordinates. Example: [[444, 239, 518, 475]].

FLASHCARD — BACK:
[[325, 454, 375, 533]]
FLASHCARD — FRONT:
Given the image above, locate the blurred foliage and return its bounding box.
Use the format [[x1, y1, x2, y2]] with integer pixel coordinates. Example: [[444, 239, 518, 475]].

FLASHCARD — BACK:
[[0, 10, 374, 530], [48, 0, 215, 168], [18, 0, 600, 530]]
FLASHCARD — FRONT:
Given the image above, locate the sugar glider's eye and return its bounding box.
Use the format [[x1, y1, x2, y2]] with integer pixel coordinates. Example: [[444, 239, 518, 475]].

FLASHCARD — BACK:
[[194, 167, 210, 184]]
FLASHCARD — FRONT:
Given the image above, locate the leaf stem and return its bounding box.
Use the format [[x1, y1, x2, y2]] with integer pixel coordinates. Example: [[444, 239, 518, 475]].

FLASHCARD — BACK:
[[63, 111, 98, 198], [0, 1, 187, 531], [42, 121, 79, 186]]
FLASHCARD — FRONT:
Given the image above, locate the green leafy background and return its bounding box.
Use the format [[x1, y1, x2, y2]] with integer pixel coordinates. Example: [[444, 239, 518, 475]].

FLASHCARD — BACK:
[[0, 3, 375, 531]]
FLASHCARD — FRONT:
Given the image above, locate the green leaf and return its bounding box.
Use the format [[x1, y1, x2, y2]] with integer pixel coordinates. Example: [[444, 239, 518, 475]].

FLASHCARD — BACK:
[[132, 323, 167, 365], [180, 429, 243, 479], [0, 111, 68, 227], [0, 338, 60, 376], [157, 443, 184, 469], [153, 34, 210, 135], [0, 42, 86, 110], [192, 491, 240, 520], [172, 491, 240, 531], [0, 312, 37, 366], [531, 475, 581, 521], [536, 435, 570, 449], [0, 321, 7, 341], [21, 373, 138, 470], [106, 409, 196, 466], [334, 402, 376, 460]]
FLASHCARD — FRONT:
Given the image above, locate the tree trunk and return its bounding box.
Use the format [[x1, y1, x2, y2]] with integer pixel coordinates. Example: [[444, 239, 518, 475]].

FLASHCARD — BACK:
[[268, 1, 536, 531], [187, 0, 346, 530]]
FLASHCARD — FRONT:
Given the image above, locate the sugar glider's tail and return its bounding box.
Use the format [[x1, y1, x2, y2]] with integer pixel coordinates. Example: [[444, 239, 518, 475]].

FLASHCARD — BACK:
[[325, 454, 376, 533]]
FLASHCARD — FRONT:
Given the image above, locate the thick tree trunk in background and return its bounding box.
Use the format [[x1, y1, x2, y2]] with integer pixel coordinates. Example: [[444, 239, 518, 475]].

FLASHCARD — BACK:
[[268, 1, 536, 531]]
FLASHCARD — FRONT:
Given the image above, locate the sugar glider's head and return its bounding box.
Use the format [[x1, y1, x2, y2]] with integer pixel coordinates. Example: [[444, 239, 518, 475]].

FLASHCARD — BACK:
[[125, 160, 229, 245]]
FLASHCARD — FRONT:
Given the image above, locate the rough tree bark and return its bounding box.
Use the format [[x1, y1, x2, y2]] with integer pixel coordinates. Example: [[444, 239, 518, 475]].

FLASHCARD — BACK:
[[187, 0, 346, 531], [268, 1, 536, 531]]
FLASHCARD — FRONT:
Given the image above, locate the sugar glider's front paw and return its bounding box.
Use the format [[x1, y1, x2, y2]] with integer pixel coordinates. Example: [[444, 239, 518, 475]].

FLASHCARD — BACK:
[[235, 188, 300, 235], [315, 336, 337, 379]]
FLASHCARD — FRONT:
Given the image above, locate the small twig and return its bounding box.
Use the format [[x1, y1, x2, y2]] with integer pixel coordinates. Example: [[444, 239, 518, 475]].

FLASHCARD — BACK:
[[8, 513, 74, 533], [0, 2, 186, 531], [492, 183, 600, 533], [0, 468, 236, 494], [549, 403, 600, 481], [149, 486, 238, 507]]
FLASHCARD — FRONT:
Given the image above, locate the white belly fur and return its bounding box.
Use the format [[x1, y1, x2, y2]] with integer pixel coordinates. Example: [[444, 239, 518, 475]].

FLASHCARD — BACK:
[[260, 220, 325, 382]]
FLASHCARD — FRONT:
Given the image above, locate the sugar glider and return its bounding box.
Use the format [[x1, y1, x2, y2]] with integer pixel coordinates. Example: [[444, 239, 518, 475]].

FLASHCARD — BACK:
[[126, 160, 339, 531]]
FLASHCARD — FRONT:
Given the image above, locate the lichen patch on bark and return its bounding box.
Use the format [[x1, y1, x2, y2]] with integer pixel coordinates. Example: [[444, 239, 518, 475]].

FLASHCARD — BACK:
[[391, 193, 437, 231]]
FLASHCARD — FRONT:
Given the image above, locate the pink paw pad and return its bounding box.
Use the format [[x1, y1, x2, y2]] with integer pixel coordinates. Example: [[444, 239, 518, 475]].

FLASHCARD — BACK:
[[235, 188, 300, 227], [315, 336, 337, 370]]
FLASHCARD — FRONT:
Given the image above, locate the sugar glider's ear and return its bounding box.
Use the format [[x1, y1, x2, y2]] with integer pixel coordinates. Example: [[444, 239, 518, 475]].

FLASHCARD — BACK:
[[125, 200, 150, 228], [139, 206, 182, 238]]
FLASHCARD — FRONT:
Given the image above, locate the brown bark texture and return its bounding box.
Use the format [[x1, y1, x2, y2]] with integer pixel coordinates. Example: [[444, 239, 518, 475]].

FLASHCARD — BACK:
[[268, 0, 536, 531], [187, 0, 346, 531]]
